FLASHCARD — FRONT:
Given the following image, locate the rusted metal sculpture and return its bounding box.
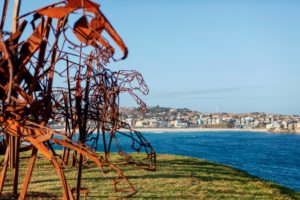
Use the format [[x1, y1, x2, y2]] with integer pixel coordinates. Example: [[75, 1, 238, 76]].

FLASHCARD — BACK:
[[0, 0, 156, 199]]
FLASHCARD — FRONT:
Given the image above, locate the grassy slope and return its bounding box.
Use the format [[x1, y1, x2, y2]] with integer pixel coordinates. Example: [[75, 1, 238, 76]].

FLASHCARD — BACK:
[[1, 152, 299, 199]]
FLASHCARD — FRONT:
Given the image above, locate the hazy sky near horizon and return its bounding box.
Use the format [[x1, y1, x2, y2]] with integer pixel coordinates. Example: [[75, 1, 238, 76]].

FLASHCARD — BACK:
[[17, 1, 300, 114]]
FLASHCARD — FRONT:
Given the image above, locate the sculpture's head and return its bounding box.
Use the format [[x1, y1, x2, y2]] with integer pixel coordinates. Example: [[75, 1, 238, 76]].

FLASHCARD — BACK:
[[37, 0, 128, 60]]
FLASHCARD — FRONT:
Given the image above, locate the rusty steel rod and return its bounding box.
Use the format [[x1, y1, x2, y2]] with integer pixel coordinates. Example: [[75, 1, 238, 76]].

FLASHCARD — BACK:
[[0, 0, 156, 199]]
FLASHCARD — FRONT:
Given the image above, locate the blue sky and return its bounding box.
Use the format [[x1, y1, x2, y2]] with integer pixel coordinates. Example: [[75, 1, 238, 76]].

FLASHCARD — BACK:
[[11, 0, 300, 114], [100, 0, 300, 114]]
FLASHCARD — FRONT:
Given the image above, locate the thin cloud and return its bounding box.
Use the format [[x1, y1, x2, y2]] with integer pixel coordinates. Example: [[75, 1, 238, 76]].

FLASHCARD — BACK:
[[157, 85, 265, 97]]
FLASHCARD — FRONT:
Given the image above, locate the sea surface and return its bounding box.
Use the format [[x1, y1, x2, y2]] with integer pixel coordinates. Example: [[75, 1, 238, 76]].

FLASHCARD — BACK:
[[93, 131, 300, 192]]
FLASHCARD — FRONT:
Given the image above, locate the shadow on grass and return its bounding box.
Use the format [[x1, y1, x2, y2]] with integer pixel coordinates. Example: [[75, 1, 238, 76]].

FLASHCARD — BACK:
[[2, 192, 59, 200]]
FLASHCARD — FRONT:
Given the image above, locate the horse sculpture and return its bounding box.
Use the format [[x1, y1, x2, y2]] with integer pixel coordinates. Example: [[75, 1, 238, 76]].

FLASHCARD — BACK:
[[0, 0, 155, 199]]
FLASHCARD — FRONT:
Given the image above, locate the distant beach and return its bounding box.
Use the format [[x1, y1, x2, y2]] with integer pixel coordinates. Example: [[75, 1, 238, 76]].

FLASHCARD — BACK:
[[53, 127, 300, 134], [122, 127, 300, 134]]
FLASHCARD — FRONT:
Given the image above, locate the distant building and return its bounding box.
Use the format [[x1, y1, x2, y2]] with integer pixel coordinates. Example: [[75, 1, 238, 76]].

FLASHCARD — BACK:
[[266, 124, 273, 130], [174, 120, 189, 128], [135, 119, 159, 128], [288, 123, 295, 131], [125, 118, 134, 127], [211, 118, 216, 125], [197, 119, 204, 126], [296, 121, 300, 132], [135, 120, 145, 128], [159, 120, 169, 128], [282, 121, 288, 129], [254, 120, 260, 127], [266, 121, 281, 130], [169, 120, 177, 127]]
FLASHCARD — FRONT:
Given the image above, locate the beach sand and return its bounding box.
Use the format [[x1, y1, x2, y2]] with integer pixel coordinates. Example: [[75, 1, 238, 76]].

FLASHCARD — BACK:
[[120, 127, 300, 134], [120, 127, 269, 133], [54, 127, 300, 134]]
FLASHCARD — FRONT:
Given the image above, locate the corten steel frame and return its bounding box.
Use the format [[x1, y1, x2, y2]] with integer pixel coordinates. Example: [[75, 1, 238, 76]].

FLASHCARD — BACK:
[[0, 0, 156, 199]]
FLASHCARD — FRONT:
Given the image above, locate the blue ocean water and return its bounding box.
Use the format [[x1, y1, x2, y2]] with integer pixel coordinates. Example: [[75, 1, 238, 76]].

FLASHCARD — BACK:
[[93, 131, 300, 192]]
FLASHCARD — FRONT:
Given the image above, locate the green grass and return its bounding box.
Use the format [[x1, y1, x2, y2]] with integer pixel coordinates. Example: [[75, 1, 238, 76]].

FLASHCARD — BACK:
[[1, 152, 299, 199]]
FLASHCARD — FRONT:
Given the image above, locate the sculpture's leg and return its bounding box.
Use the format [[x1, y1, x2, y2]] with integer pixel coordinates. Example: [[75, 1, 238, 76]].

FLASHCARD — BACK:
[[25, 137, 74, 200], [51, 158, 74, 200], [150, 151, 157, 171], [12, 136, 20, 197], [0, 146, 9, 196], [53, 138, 137, 197], [62, 147, 70, 166], [19, 147, 37, 200], [109, 163, 136, 195], [76, 153, 84, 200]]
